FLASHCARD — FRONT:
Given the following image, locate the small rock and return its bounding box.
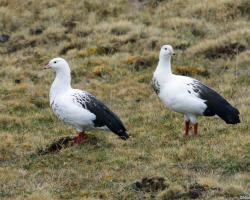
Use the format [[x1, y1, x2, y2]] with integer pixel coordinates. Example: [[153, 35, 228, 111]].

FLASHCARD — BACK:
[[188, 183, 206, 199], [132, 176, 167, 193], [135, 98, 141, 102], [30, 27, 43, 35], [15, 79, 21, 84], [63, 21, 77, 29], [0, 34, 10, 43]]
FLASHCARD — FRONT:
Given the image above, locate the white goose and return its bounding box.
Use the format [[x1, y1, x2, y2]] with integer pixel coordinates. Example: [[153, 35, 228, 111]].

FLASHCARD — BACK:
[[152, 45, 240, 136], [44, 58, 129, 144]]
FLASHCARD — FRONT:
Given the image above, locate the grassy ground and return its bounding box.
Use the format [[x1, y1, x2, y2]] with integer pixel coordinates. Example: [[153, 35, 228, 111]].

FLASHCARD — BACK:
[[0, 0, 250, 199]]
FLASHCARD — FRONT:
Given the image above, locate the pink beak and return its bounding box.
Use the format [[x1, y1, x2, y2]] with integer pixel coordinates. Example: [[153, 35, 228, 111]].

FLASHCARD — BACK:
[[44, 64, 51, 69]]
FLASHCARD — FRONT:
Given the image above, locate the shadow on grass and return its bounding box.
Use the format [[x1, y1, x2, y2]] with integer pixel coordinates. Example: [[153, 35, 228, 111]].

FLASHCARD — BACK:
[[37, 135, 100, 155]]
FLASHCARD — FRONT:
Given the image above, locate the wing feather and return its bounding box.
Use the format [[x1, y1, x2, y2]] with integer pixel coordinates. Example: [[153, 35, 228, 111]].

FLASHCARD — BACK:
[[72, 92, 129, 140], [191, 80, 240, 124]]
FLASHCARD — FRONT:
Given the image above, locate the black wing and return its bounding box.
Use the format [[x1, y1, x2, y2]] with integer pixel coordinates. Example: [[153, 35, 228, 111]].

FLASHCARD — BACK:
[[191, 80, 240, 124], [73, 92, 129, 140]]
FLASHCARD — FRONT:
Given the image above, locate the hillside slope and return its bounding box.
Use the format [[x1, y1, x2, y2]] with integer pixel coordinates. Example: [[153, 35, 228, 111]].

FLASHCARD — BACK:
[[0, 0, 249, 199]]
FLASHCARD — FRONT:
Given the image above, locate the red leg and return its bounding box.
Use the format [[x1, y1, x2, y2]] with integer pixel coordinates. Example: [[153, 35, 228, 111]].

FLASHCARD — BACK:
[[73, 131, 87, 145], [193, 123, 198, 136], [184, 121, 190, 137]]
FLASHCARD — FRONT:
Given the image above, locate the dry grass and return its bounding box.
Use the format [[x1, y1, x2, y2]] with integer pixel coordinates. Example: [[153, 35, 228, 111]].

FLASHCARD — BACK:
[[187, 29, 250, 59], [0, 0, 249, 199]]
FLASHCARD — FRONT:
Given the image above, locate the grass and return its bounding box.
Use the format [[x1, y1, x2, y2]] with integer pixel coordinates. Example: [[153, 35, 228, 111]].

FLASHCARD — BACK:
[[0, 0, 250, 199]]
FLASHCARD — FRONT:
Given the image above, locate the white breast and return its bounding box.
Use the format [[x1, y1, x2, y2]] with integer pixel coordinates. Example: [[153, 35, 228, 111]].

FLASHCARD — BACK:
[[51, 92, 96, 130], [157, 75, 207, 115]]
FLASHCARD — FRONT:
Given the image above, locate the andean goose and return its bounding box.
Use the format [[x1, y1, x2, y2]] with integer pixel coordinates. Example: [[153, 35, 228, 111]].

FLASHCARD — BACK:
[[152, 45, 240, 136], [44, 58, 129, 144]]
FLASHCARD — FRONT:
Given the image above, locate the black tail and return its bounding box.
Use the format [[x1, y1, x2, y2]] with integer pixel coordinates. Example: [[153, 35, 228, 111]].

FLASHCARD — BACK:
[[202, 94, 240, 124], [83, 93, 129, 140], [100, 110, 129, 140], [116, 130, 129, 140], [215, 104, 240, 124], [195, 81, 240, 124]]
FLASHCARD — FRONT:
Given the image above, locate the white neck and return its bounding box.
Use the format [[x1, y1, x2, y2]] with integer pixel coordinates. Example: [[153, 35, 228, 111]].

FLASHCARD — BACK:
[[154, 56, 173, 84], [49, 67, 72, 103]]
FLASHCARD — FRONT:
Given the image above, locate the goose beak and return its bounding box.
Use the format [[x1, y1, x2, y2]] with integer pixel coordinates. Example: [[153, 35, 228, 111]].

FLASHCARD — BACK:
[[44, 64, 51, 69]]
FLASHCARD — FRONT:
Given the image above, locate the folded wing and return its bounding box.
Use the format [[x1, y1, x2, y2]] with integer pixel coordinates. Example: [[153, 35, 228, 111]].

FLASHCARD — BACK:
[[72, 92, 129, 140], [191, 80, 240, 124]]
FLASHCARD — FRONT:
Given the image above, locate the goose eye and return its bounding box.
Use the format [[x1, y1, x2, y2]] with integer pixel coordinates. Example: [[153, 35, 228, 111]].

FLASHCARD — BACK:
[[54, 61, 57, 64], [164, 48, 167, 50]]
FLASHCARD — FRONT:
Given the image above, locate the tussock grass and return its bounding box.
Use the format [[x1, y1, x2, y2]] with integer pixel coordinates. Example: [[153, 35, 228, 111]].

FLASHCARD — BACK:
[[0, 0, 249, 199], [186, 0, 250, 22], [174, 65, 210, 77], [187, 29, 250, 59]]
